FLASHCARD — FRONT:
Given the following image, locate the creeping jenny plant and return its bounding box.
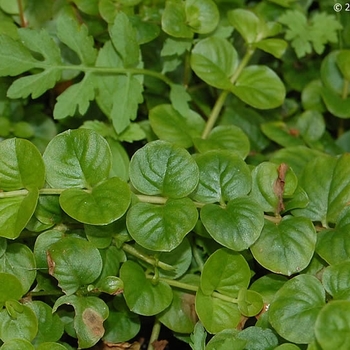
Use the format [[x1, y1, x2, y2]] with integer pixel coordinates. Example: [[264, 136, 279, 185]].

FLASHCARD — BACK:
[[0, 0, 350, 349]]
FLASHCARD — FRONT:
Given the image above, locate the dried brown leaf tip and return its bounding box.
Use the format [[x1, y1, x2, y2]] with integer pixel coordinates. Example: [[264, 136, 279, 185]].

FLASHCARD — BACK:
[[274, 163, 289, 214]]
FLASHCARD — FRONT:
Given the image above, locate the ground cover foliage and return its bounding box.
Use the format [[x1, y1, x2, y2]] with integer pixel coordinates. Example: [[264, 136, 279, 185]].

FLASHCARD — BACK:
[[0, 0, 350, 349]]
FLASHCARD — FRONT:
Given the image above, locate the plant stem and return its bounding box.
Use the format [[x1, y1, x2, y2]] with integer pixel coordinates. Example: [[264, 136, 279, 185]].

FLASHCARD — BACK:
[[122, 243, 175, 271], [17, 0, 26, 27], [201, 47, 255, 139], [147, 318, 162, 350]]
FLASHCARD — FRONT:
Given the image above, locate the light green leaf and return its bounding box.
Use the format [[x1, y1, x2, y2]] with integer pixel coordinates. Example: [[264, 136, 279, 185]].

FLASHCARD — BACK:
[[120, 260, 173, 316], [169, 83, 191, 116], [53, 73, 96, 120], [253, 38, 287, 58], [110, 74, 144, 133], [190, 37, 238, 90], [0, 35, 37, 76], [191, 150, 251, 204], [201, 197, 264, 251], [228, 9, 264, 43], [237, 289, 264, 317], [321, 86, 350, 119], [185, 0, 219, 34], [59, 177, 131, 225], [129, 140, 199, 198], [27, 301, 64, 345], [251, 216, 316, 276], [315, 300, 350, 350], [0, 243, 36, 294], [161, 1, 193, 38], [109, 12, 139, 67], [127, 198, 198, 252], [237, 326, 279, 349], [206, 329, 246, 349], [53, 294, 109, 349], [57, 13, 97, 65], [321, 51, 345, 96], [0, 300, 38, 342], [47, 237, 103, 295], [37, 343, 67, 350], [193, 125, 250, 158], [189, 322, 206, 350], [43, 129, 111, 189], [269, 275, 325, 344], [231, 65, 286, 109], [149, 104, 204, 148], [0, 339, 35, 350]]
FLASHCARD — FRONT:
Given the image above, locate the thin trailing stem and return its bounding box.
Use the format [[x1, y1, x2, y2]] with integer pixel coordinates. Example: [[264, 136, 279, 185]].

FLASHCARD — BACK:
[[147, 318, 162, 350], [122, 243, 175, 271], [17, 0, 26, 27], [201, 47, 255, 139]]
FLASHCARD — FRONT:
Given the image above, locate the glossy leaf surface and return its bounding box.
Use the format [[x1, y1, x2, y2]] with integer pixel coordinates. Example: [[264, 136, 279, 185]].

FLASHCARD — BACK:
[[127, 198, 198, 251], [129, 140, 199, 198]]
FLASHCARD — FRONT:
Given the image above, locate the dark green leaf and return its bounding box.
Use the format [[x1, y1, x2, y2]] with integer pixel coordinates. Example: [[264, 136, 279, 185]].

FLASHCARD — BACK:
[[127, 198, 198, 251], [0, 273, 23, 307], [322, 261, 350, 300], [43, 129, 111, 189], [129, 140, 199, 198], [336, 49, 350, 81], [191, 150, 251, 204], [206, 329, 246, 350], [269, 275, 325, 344], [231, 65, 286, 109], [321, 86, 350, 119], [237, 326, 279, 350], [53, 294, 109, 349], [190, 37, 238, 90], [120, 260, 173, 316], [251, 217, 316, 276], [201, 197, 264, 251], [315, 300, 350, 349], [47, 237, 103, 295]]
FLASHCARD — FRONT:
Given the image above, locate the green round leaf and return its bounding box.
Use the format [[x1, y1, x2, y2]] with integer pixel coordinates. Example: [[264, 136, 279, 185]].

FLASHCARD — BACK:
[[231, 65, 286, 109], [251, 216, 316, 276], [336, 49, 350, 81], [120, 260, 173, 316], [191, 150, 251, 204], [200, 249, 251, 296], [53, 294, 109, 349], [322, 261, 350, 300], [237, 288, 264, 317], [27, 301, 64, 345], [321, 86, 350, 118], [253, 38, 288, 58], [149, 104, 205, 148], [0, 339, 35, 350], [129, 140, 199, 198], [201, 197, 264, 251], [269, 275, 325, 344], [315, 300, 350, 349], [206, 329, 246, 350], [321, 51, 344, 96], [0, 138, 45, 190], [59, 177, 131, 225], [301, 79, 326, 113], [195, 288, 241, 334], [193, 125, 250, 158], [127, 198, 198, 251], [158, 274, 199, 333], [0, 273, 24, 306], [43, 129, 112, 188], [0, 301, 38, 342], [237, 326, 279, 350], [37, 343, 67, 350], [274, 345, 301, 350], [190, 37, 238, 90], [185, 0, 219, 34], [47, 237, 103, 295], [0, 243, 36, 294], [161, 1, 193, 38], [228, 9, 264, 43]]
